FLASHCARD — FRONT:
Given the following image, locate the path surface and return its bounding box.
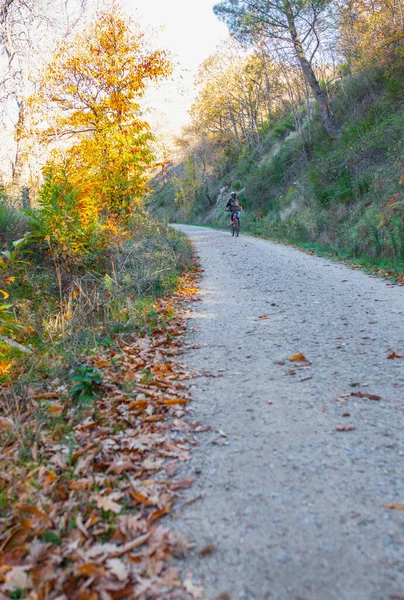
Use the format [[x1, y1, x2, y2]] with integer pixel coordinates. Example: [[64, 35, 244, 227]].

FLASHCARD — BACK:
[[173, 226, 404, 600]]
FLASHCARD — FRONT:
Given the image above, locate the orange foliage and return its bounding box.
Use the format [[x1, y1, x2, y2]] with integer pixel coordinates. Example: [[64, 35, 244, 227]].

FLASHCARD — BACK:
[[33, 4, 172, 220]]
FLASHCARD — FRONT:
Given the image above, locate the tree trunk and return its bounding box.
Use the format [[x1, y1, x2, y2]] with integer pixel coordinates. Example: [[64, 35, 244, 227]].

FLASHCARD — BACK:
[[284, 1, 337, 136], [12, 98, 26, 187]]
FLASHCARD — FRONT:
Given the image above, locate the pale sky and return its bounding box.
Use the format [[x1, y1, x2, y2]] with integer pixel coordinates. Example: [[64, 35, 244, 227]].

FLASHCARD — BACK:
[[123, 0, 230, 137]]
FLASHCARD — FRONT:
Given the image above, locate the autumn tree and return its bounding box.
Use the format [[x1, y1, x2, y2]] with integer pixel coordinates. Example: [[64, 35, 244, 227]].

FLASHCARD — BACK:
[[214, 0, 338, 135], [0, 0, 87, 186], [339, 0, 404, 70], [34, 6, 171, 221], [192, 46, 291, 149]]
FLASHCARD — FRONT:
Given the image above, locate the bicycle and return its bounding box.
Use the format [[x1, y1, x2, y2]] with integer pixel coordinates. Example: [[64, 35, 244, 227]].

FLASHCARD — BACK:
[[230, 212, 240, 237]]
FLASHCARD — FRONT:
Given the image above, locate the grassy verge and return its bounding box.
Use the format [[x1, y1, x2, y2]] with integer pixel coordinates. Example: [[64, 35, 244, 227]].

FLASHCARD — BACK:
[[187, 219, 404, 283], [0, 212, 193, 384], [0, 204, 202, 597]]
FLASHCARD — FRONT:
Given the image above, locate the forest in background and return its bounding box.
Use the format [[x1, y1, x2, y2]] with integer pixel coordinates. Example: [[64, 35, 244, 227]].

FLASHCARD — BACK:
[[150, 0, 404, 273]]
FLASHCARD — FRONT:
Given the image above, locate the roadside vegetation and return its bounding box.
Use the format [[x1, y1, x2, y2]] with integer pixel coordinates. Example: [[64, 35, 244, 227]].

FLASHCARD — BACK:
[[0, 5, 196, 597], [149, 0, 404, 277]]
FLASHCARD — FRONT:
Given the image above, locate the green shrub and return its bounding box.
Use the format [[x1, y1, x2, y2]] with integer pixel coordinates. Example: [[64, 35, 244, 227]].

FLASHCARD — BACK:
[[232, 180, 243, 191], [272, 113, 295, 139], [27, 167, 110, 271]]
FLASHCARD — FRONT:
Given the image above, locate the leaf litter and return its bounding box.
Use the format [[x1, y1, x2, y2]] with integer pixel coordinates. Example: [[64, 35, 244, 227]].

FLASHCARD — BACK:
[[0, 272, 203, 599]]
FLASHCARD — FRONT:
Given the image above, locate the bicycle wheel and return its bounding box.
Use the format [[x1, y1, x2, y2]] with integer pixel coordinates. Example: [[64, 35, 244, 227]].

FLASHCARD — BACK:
[[236, 219, 240, 237], [231, 220, 235, 236]]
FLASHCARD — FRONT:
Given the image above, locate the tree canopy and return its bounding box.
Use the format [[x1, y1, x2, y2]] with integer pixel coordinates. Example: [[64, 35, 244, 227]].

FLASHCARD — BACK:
[[33, 7, 172, 220]]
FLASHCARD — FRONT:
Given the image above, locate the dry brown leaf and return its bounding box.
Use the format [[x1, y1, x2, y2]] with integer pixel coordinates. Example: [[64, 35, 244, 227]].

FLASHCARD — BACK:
[[95, 495, 122, 514], [108, 460, 136, 474], [148, 505, 171, 524], [32, 392, 59, 400], [76, 512, 89, 537], [2, 566, 31, 592], [184, 573, 204, 599], [47, 404, 63, 415], [106, 558, 128, 581], [350, 391, 381, 401], [142, 458, 164, 471], [383, 503, 404, 510], [336, 424, 355, 431], [162, 398, 187, 405], [75, 563, 105, 578], [127, 399, 148, 411], [199, 543, 216, 557], [387, 351, 404, 359], [0, 417, 14, 430]]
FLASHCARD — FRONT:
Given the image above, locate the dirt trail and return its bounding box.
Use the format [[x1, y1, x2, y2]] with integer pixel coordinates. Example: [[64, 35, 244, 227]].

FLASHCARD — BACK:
[[174, 225, 404, 600]]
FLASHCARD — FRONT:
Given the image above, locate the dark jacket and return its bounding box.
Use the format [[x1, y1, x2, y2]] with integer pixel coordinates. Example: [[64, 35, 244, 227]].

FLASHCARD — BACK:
[[226, 196, 241, 211]]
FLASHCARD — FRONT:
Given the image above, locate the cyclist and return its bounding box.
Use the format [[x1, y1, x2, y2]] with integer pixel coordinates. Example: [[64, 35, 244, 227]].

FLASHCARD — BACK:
[[225, 191, 242, 227]]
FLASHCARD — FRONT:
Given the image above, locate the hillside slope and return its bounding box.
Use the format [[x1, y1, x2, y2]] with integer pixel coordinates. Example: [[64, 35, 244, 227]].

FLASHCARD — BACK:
[[150, 69, 404, 271]]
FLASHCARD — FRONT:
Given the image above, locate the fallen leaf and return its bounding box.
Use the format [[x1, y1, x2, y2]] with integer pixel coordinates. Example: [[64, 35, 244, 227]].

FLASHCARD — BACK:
[[2, 566, 31, 592], [387, 351, 404, 359], [199, 543, 216, 557], [95, 495, 122, 514], [383, 503, 404, 510], [336, 424, 355, 431], [148, 505, 171, 524], [142, 458, 164, 470], [184, 573, 204, 599], [289, 353, 307, 362], [163, 398, 187, 405], [0, 417, 14, 430], [75, 563, 105, 578], [350, 391, 381, 401], [33, 392, 60, 400], [47, 404, 63, 415], [106, 558, 128, 582]]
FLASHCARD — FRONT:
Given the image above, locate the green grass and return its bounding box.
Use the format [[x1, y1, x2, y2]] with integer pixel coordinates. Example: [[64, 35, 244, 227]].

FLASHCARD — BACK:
[[187, 220, 404, 281]]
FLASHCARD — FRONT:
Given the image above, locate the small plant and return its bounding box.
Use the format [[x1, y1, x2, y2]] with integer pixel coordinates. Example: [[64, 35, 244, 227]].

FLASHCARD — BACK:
[[41, 531, 62, 545], [10, 589, 26, 600], [0, 302, 17, 335], [232, 180, 243, 191], [70, 364, 102, 402]]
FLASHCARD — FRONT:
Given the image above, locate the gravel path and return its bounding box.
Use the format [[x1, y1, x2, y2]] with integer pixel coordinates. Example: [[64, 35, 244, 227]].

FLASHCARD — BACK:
[[174, 225, 404, 600]]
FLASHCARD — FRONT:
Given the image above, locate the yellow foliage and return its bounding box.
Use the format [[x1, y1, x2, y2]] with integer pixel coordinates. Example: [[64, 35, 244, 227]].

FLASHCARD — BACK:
[[33, 4, 172, 222], [340, 0, 404, 70]]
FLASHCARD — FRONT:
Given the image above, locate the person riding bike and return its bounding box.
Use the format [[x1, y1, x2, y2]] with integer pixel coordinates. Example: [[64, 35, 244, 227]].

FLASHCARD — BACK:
[[225, 191, 242, 226]]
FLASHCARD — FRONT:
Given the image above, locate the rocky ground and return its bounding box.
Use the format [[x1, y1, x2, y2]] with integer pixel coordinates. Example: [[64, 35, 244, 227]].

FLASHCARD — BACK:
[[173, 225, 404, 600]]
